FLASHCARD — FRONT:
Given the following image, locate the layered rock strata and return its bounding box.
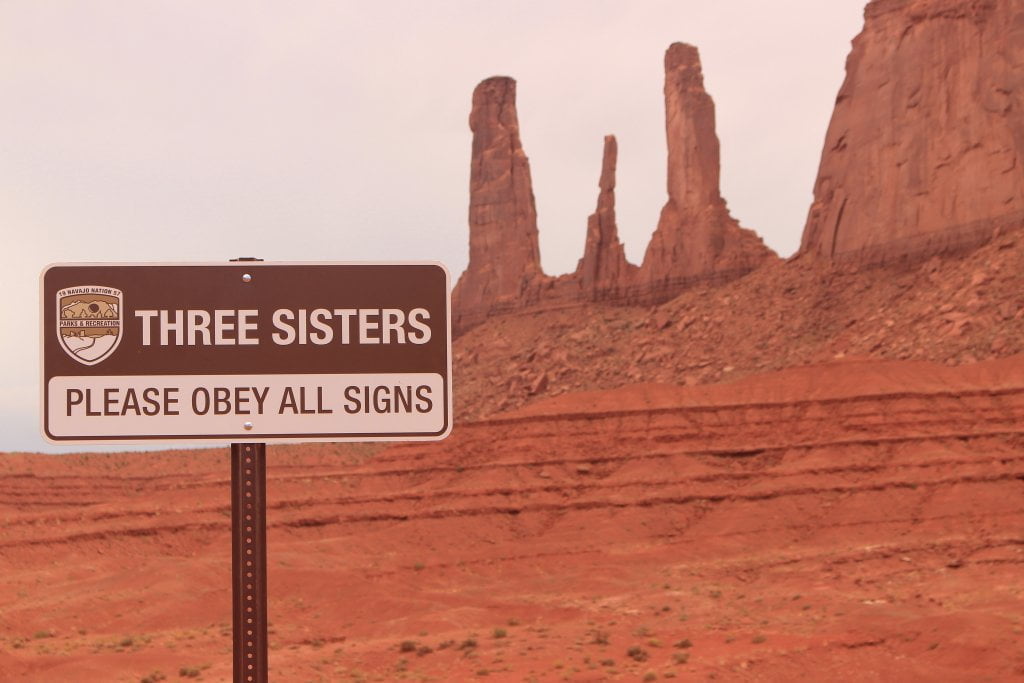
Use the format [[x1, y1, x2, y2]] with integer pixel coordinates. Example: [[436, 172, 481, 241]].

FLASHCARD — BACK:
[[801, 0, 1024, 263]]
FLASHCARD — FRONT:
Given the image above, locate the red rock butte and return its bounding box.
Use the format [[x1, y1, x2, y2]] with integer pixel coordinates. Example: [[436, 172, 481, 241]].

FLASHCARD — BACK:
[[801, 0, 1024, 264], [452, 43, 776, 335]]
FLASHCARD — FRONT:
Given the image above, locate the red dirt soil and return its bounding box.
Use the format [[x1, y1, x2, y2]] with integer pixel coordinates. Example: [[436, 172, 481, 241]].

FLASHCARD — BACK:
[[3, 356, 1024, 681]]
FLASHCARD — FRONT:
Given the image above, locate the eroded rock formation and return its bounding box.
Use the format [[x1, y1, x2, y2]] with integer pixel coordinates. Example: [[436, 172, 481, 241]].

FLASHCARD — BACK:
[[574, 135, 636, 300], [452, 77, 546, 332], [640, 43, 775, 297], [453, 44, 776, 335], [801, 0, 1024, 263]]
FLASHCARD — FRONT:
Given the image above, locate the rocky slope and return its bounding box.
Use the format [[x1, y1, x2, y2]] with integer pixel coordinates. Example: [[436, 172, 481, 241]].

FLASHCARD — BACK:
[[454, 227, 1024, 420]]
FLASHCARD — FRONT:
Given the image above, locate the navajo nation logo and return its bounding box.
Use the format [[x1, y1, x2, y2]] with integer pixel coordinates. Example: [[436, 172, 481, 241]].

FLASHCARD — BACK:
[[56, 286, 123, 365]]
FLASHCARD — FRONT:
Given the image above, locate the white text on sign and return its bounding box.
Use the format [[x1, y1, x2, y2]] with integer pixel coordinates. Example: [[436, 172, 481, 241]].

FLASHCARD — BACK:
[[133, 308, 432, 346]]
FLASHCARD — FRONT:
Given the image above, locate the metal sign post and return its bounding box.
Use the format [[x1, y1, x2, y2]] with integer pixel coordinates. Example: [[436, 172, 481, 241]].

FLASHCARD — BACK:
[[229, 258, 268, 683], [231, 442, 268, 682]]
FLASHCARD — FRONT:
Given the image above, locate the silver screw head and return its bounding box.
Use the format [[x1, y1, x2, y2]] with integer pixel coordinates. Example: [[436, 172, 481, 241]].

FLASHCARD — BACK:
[[242, 273, 252, 283], [243, 421, 254, 430]]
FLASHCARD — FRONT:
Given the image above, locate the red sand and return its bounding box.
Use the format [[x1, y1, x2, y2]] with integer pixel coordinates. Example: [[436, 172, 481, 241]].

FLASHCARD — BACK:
[[2, 356, 1024, 681]]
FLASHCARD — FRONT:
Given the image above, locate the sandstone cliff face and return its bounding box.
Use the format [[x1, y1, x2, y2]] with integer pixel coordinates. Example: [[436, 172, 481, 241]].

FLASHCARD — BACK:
[[452, 77, 546, 331], [802, 0, 1024, 263], [574, 135, 637, 300], [640, 43, 775, 296]]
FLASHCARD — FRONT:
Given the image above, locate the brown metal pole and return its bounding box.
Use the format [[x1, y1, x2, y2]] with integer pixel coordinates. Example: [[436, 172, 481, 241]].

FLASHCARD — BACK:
[[228, 256, 269, 681], [232, 442, 268, 682], [228, 256, 268, 682]]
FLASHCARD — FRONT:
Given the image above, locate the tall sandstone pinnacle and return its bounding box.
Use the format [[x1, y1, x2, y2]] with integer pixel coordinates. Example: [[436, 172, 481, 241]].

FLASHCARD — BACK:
[[575, 135, 636, 299], [802, 0, 1024, 262], [452, 76, 545, 332], [451, 44, 778, 334], [640, 43, 774, 296]]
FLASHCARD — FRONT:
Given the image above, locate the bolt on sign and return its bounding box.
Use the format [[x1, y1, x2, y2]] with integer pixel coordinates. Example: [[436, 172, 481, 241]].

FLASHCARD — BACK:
[[41, 263, 452, 443]]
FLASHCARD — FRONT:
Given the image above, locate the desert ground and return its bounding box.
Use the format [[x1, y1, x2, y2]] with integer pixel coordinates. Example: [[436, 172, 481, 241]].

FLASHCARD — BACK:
[[3, 351, 1024, 681]]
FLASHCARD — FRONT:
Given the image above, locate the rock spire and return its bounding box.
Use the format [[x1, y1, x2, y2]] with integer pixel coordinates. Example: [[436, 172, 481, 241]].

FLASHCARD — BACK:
[[640, 43, 774, 295], [452, 76, 545, 332], [575, 135, 636, 299], [451, 44, 776, 334]]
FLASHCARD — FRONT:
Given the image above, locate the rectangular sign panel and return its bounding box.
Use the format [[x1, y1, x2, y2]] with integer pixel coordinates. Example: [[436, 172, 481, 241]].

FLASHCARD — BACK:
[[41, 262, 451, 444]]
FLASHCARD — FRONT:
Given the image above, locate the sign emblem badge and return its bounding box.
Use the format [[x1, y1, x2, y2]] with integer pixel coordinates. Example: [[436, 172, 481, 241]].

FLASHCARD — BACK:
[[56, 285, 123, 365]]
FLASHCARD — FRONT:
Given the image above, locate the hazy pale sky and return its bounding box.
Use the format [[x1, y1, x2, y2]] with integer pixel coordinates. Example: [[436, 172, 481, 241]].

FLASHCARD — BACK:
[[1, 1, 865, 453]]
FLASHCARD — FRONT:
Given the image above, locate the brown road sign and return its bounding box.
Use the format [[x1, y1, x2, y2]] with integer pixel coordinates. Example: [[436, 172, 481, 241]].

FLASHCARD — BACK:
[[41, 262, 452, 443]]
